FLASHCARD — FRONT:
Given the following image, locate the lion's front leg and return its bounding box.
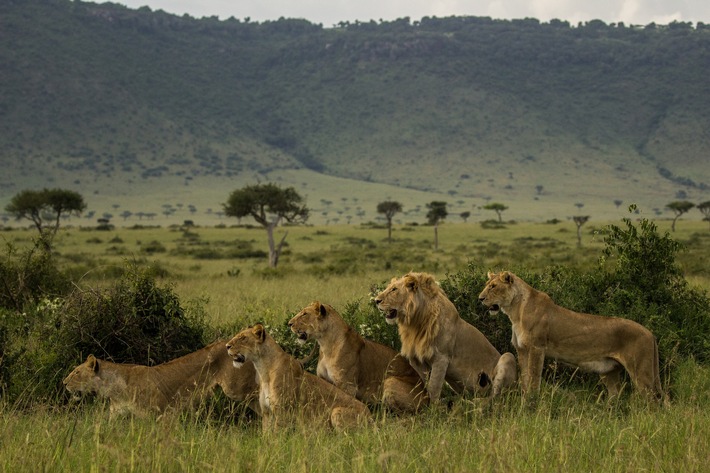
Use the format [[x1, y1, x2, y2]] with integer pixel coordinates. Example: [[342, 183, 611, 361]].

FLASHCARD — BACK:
[[425, 356, 450, 402], [524, 347, 545, 395]]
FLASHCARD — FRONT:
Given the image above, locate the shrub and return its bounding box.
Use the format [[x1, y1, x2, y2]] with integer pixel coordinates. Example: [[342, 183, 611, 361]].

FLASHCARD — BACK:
[[0, 240, 71, 312], [0, 262, 208, 406]]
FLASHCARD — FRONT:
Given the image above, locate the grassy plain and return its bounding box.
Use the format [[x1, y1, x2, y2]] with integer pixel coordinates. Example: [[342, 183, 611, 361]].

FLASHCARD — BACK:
[[1, 218, 709, 472]]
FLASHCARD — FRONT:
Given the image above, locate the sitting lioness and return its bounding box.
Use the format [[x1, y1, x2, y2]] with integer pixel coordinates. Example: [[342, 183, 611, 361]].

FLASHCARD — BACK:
[[63, 340, 259, 417], [226, 324, 372, 431], [478, 271, 666, 403], [288, 301, 428, 413], [374, 272, 517, 403]]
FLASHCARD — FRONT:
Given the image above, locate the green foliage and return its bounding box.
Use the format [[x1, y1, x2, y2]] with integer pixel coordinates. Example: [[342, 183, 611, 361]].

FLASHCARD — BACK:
[[0, 240, 72, 312], [0, 262, 208, 406], [4, 189, 86, 243]]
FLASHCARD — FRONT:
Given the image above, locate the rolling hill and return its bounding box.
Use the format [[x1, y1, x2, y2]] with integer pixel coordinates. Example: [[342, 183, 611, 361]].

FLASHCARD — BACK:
[[1, 0, 709, 226]]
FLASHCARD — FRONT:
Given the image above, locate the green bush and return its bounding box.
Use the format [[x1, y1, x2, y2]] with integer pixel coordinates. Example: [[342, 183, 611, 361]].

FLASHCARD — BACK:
[[0, 263, 208, 406], [0, 241, 71, 312]]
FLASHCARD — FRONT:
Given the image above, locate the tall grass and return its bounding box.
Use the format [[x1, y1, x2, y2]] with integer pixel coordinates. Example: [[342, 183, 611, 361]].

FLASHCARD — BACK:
[[1, 220, 709, 472], [3, 365, 709, 472]]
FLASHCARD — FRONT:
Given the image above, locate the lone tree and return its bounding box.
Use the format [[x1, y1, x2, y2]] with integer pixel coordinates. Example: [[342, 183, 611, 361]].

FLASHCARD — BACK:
[[572, 216, 590, 247], [460, 211, 471, 223], [483, 202, 508, 222], [666, 200, 694, 232], [5, 188, 86, 248], [698, 200, 710, 230], [223, 183, 308, 268], [376, 200, 403, 243], [426, 201, 447, 251]]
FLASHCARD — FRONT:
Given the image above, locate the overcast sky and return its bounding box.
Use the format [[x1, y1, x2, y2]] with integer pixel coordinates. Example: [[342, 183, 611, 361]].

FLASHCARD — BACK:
[[116, 0, 710, 27]]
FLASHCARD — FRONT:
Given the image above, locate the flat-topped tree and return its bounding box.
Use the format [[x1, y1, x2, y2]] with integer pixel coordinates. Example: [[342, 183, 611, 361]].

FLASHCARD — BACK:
[[697, 201, 710, 230], [5, 188, 86, 248], [376, 200, 402, 243], [426, 201, 447, 251], [572, 216, 590, 247], [223, 183, 309, 268], [666, 201, 694, 232], [483, 202, 508, 222]]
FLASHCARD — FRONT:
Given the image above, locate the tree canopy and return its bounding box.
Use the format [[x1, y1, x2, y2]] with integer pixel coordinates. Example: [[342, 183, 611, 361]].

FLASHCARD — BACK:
[[377, 200, 403, 243], [666, 200, 694, 231], [5, 188, 86, 246], [223, 183, 308, 267]]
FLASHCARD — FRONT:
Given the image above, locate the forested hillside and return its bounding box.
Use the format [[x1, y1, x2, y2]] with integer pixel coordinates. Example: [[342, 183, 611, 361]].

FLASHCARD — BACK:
[[1, 0, 709, 224]]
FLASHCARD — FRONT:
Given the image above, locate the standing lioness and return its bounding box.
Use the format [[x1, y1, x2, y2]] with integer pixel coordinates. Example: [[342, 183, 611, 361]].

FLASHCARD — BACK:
[[478, 271, 665, 403], [374, 272, 517, 402], [226, 324, 371, 431], [288, 301, 428, 413]]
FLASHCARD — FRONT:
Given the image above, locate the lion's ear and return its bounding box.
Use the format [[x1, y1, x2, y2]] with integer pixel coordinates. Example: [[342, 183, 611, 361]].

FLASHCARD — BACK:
[[502, 272, 514, 284], [252, 324, 266, 342], [487, 271, 495, 279], [404, 274, 418, 290], [87, 354, 99, 372], [317, 302, 328, 318]]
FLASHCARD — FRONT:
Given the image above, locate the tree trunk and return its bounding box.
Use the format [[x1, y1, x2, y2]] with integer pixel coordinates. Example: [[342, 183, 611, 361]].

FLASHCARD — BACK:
[[387, 219, 392, 243], [434, 223, 439, 251], [266, 223, 288, 268]]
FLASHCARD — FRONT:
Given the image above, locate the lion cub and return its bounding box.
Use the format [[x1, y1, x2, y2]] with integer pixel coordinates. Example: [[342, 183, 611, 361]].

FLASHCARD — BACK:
[[226, 324, 372, 431], [288, 301, 428, 413], [479, 271, 666, 403], [63, 340, 260, 417], [374, 272, 517, 403]]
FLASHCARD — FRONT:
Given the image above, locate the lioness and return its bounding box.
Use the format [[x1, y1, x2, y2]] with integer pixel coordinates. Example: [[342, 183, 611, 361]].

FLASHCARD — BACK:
[[226, 324, 372, 431], [374, 272, 517, 402], [478, 271, 665, 402], [288, 301, 428, 413], [63, 340, 259, 417]]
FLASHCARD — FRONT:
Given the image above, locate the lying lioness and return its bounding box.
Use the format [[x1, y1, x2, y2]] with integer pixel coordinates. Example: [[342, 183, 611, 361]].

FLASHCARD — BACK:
[[226, 324, 372, 431], [288, 301, 428, 413], [478, 271, 666, 403], [63, 340, 259, 417]]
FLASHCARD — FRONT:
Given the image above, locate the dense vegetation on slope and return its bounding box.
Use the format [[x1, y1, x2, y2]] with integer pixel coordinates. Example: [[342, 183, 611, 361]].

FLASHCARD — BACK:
[[1, 0, 709, 217]]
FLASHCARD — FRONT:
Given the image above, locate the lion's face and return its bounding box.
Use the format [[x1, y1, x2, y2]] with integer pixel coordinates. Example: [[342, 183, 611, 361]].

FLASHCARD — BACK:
[[226, 324, 266, 368], [478, 271, 516, 315], [63, 355, 100, 397], [288, 301, 329, 344], [374, 274, 419, 325]]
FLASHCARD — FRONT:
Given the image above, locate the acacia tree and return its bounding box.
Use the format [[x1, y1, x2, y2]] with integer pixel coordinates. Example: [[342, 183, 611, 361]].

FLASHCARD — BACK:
[[223, 183, 308, 268], [5, 188, 86, 248], [698, 201, 710, 230], [483, 202, 508, 222], [426, 201, 447, 251], [376, 200, 402, 243], [666, 200, 694, 232], [572, 216, 590, 247]]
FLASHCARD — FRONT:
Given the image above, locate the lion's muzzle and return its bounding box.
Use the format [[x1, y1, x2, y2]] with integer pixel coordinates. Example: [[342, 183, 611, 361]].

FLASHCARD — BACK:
[[232, 353, 246, 368]]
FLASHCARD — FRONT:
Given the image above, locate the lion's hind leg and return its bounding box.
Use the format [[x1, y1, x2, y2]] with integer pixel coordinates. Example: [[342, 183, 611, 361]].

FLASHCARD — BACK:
[[382, 376, 429, 414], [599, 364, 624, 398], [329, 406, 371, 431]]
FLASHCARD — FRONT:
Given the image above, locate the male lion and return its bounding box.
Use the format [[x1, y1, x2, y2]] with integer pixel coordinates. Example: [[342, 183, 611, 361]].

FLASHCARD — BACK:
[[226, 324, 372, 431], [478, 271, 665, 402], [374, 272, 517, 402], [63, 340, 259, 417], [288, 301, 428, 413]]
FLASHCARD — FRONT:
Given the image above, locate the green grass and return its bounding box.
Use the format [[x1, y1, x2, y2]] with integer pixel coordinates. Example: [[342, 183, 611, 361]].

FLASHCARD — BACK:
[[1, 219, 709, 471], [3, 367, 710, 472]]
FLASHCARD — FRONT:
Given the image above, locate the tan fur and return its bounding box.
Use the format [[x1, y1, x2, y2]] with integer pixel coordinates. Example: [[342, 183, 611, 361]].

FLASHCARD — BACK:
[[478, 271, 666, 403], [374, 272, 517, 402], [63, 340, 259, 417], [226, 324, 372, 431], [288, 301, 428, 413]]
